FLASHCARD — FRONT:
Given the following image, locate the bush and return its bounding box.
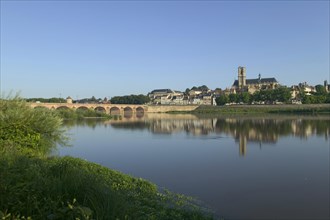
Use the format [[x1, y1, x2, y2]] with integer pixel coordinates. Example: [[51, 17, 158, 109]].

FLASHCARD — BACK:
[[0, 96, 67, 156], [56, 108, 110, 120]]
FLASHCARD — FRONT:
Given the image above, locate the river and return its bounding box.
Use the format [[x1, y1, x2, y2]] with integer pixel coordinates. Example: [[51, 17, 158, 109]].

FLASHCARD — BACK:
[[57, 114, 330, 220]]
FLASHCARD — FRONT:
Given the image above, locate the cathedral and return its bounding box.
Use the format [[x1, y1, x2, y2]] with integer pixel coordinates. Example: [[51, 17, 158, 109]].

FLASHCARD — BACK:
[[232, 66, 279, 94]]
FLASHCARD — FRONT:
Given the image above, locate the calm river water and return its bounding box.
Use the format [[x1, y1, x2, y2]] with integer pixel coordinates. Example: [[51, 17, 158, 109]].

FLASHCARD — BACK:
[[57, 114, 330, 220]]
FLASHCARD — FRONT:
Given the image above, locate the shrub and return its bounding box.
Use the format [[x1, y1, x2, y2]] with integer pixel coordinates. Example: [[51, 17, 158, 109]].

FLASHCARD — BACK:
[[0, 96, 67, 156]]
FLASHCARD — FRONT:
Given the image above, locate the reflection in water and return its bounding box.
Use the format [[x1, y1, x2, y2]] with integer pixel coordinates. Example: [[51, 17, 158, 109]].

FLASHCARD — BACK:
[[105, 114, 330, 156], [63, 118, 103, 129], [60, 114, 330, 219]]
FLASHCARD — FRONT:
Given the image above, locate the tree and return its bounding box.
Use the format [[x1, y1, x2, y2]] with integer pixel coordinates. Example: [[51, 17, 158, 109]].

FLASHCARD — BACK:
[[90, 96, 97, 102], [110, 95, 150, 104], [25, 97, 66, 103], [190, 85, 209, 92], [315, 85, 326, 95], [229, 94, 238, 103], [198, 85, 209, 92], [214, 88, 222, 93], [238, 92, 250, 104], [216, 95, 229, 106], [274, 87, 291, 103], [326, 93, 330, 103], [252, 87, 291, 103]]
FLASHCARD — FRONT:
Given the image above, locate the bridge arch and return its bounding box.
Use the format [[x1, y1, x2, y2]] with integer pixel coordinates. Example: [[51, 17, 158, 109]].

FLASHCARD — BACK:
[[110, 107, 120, 115], [94, 106, 106, 113], [136, 107, 144, 118], [56, 106, 70, 110], [76, 106, 89, 111], [123, 107, 133, 118]]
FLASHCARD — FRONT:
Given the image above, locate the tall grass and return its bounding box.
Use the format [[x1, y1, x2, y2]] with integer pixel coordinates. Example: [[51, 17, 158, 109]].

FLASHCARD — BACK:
[[0, 154, 214, 220], [0, 95, 67, 156]]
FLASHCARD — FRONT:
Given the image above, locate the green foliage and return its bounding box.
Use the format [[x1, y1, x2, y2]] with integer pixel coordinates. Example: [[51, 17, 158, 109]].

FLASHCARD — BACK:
[[110, 94, 150, 104], [228, 94, 238, 103], [0, 210, 32, 220], [0, 96, 67, 156], [190, 85, 209, 92], [300, 86, 329, 104], [90, 96, 97, 102], [55, 108, 110, 120], [55, 108, 78, 120], [215, 95, 229, 106], [315, 85, 327, 95], [25, 98, 66, 103], [302, 95, 327, 104], [194, 104, 330, 114], [0, 154, 214, 220], [240, 92, 250, 104], [216, 87, 292, 106]]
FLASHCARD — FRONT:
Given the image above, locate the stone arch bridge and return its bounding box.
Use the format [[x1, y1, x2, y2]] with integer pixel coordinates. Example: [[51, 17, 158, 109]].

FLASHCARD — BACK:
[[29, 103, 147, 117]]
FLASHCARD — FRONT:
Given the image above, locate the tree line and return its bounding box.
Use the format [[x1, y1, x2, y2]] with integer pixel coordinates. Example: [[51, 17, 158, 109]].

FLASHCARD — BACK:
[[24, 84, 330, 105], [110, 94, 150, 104], [215, 86, 330, 105], [25, 97, 66, 103], [300, 85, 330, 104]]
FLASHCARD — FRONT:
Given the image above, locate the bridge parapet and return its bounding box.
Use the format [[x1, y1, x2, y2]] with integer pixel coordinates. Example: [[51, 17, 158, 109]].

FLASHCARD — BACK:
[[28, 103, 199, 115], [29, 103, 147, 116]]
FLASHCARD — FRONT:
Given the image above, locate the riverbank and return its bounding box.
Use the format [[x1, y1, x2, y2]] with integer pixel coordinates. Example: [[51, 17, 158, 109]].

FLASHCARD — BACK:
[[0, 153, 214, 220], [189, 104, 330, 114], [0, 98, 215, 220]]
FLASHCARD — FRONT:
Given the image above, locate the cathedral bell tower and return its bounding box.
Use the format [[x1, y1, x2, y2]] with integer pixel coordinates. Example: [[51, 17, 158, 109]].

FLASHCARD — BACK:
[[238, 66, 246, 89]]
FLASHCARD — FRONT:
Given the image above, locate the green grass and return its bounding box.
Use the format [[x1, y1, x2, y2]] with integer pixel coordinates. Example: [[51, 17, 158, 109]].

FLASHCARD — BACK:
[[0, 153, 214, 220], [191, 104, 330, 115]]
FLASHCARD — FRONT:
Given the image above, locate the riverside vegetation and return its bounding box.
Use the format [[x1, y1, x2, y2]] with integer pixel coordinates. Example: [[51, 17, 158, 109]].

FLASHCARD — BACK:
[[192, 104, 330, 114], [0, 97, 214, 220], [55, 108, 111, 120]]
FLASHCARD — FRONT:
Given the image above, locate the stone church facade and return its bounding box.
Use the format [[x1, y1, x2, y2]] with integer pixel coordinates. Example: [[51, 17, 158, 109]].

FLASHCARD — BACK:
[[232, 66, 279, 94]]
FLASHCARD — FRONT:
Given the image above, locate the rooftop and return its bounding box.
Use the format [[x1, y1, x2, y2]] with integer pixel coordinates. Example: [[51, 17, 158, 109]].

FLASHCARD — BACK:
[[233, 77, 278, 87]]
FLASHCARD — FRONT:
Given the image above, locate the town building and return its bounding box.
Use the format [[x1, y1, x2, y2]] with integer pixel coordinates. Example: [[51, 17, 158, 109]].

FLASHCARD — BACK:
[[188, 90, 203, 97], [290, 82, 321, 103], [185, 92, 215, 105], [66, 96, 73, 104], [148, 89, 185, 105], [148, 88, 216, 105]]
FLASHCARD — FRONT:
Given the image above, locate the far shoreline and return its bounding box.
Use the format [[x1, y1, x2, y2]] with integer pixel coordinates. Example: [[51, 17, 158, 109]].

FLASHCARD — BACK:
[[168, 103, 330, 115]]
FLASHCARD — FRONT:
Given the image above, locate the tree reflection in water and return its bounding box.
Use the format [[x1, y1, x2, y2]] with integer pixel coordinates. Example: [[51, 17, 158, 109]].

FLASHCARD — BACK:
[[63, 115, 330, 156], [109, 115, 330, 156]]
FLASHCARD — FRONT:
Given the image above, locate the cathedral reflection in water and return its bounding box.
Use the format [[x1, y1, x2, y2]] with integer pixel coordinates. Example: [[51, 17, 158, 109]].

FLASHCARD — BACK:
[[106, 114, 330, 156]]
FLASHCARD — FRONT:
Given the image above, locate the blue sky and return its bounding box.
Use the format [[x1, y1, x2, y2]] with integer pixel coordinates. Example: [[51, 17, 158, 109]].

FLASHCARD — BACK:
[[1, 1, 329, 99]]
